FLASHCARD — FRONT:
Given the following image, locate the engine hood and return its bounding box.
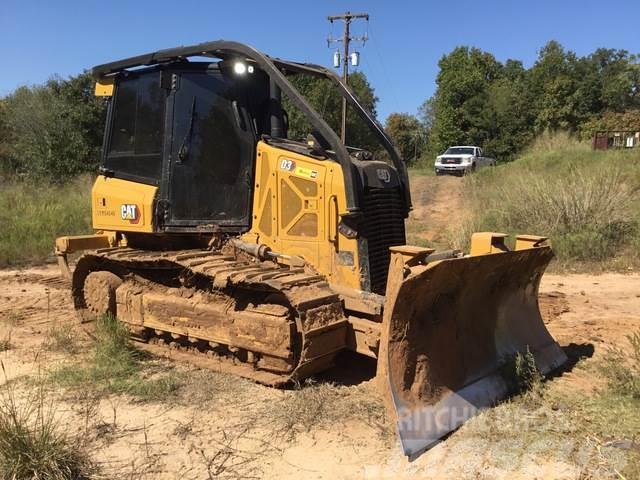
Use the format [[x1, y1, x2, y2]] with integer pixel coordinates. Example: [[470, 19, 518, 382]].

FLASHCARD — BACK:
[[437, 154, 473, 159]]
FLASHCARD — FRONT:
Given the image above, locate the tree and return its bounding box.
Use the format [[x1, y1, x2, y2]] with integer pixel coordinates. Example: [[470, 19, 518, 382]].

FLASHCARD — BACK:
[[481, 77, 535, 159], [427, 47, 504, 155], [284, 71, 379, 150], [418, 96, 436, 132], [588, 48, 640, 112], [384, 113, 425, 165], [0, 99, 16, 175], [2, 72, 105, 179], [503, 59, 526, 81], [527, 41, 592, 132]]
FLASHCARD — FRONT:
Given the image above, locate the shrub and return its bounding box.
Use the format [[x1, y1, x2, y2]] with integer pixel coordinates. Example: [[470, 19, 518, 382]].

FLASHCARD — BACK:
[[599, 330, 640, 399], [453, 136, 640, 267], [500, 347, 543, 395]]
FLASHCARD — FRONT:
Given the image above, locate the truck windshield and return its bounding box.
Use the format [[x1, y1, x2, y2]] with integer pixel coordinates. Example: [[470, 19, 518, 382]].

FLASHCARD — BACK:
[[445, 147, 475, 155]]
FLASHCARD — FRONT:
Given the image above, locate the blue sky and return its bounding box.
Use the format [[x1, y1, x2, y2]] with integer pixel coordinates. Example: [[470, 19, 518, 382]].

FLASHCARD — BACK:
[[1, 0, 638, 121]]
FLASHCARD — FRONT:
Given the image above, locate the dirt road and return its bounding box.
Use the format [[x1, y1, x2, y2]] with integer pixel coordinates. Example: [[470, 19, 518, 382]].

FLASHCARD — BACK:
[[407, 174, 465, 246]]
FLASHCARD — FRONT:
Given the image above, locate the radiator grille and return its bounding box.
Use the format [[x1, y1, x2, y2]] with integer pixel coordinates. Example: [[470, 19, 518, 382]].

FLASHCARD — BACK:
[[360, 187, 406, 295]]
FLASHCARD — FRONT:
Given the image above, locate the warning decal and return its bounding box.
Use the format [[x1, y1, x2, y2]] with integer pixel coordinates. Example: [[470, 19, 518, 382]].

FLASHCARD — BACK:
[[294, 167, 318, 179]]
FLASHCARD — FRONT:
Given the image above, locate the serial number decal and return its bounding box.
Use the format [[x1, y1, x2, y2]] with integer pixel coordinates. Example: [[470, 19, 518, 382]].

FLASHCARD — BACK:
[[95, 210, 116, 217], [120, 204, 140, 224], [279, 158, 296, 172]]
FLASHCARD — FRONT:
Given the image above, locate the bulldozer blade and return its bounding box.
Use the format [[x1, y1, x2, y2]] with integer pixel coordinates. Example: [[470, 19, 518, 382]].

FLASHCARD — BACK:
[[377, 245, 567, 459]]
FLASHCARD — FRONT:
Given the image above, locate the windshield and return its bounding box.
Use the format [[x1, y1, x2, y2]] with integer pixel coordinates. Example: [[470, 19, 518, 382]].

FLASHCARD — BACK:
[[281, 71, 393, 164], [445, 147, 475, 155]]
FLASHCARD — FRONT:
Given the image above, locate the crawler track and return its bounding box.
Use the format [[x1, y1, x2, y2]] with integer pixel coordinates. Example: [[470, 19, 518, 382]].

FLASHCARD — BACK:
[[71, 247, 348, 386]]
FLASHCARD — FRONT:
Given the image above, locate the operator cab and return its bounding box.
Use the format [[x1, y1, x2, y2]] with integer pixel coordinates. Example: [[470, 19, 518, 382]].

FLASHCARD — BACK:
[[94, 41, 412, 241], [102, 61, 278, 230]]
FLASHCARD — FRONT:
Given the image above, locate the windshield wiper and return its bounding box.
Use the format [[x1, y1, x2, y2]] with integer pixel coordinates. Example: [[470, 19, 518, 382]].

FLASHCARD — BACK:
[[177, 96, 197, 163]]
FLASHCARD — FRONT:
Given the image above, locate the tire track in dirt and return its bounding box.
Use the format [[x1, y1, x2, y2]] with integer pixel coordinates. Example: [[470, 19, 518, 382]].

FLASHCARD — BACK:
[[0, 266, 74, 325]]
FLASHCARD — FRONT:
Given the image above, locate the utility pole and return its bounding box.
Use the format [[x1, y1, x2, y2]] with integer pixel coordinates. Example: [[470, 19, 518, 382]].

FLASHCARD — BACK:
[[327, 11, 369, 143]]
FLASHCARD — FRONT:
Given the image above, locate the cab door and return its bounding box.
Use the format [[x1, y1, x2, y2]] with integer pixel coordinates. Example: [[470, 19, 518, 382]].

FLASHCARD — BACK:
[[164, 69, 256, 230], [477, 148, 486, 166]]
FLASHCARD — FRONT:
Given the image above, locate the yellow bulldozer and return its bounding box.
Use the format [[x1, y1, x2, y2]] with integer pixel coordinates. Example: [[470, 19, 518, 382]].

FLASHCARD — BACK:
[[56, 40, 566, 458]]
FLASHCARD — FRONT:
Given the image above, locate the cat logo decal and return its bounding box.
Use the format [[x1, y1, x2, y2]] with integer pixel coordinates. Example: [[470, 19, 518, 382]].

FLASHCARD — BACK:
[[376, 168, 391, 183], [120, 204, 140, 224]]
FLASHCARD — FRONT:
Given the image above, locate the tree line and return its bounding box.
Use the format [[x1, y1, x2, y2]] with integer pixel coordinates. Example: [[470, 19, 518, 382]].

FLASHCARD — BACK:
[[0, 74, 104, 179], [1, 40, 638, 180], [389, 40, 640, 164]]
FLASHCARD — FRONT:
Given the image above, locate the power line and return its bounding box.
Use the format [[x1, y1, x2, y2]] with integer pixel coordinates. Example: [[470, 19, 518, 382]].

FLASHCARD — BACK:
[[327, 11, 369, 143], [366, 23, 401, 121]]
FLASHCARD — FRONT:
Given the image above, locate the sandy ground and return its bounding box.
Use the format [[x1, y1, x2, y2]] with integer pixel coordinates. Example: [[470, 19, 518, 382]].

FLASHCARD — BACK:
[[2, 264, 638, 479], [1, 175, 638, 479]]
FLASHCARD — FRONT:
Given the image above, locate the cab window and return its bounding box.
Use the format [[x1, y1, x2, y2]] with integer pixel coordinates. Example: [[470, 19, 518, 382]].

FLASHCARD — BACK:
[[104, 71, 166, 183]]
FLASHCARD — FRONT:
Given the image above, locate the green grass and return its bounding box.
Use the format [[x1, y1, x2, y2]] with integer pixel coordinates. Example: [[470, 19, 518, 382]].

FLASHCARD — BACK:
[[0, 365, 96, 480], [540, 333, 640, 478], [458, 333, 640, 478], [46, 322, 80, 355], [0, 325, 12, 353], [598, 330, 640, 399], [451, 133, 640, 270], [472, 387, 640, 478], [0, 176, 92, 266], [50, 315, 179, 401]]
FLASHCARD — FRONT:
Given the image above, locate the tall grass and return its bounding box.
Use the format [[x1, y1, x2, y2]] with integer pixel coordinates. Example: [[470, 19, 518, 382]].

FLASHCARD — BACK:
[[0, 364, 95, 479], [599, 330, 640, 399], [0, 176, 92, 266], [452, 133, 640, 268]]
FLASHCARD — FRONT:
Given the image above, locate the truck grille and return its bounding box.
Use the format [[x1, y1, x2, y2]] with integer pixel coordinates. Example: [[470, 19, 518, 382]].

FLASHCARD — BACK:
[[360, 187, 406, 295], [442, 157, 461, 164]]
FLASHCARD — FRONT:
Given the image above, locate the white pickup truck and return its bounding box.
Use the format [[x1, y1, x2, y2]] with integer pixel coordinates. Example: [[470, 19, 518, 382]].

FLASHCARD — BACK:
[[434, 146, 496, 176]]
